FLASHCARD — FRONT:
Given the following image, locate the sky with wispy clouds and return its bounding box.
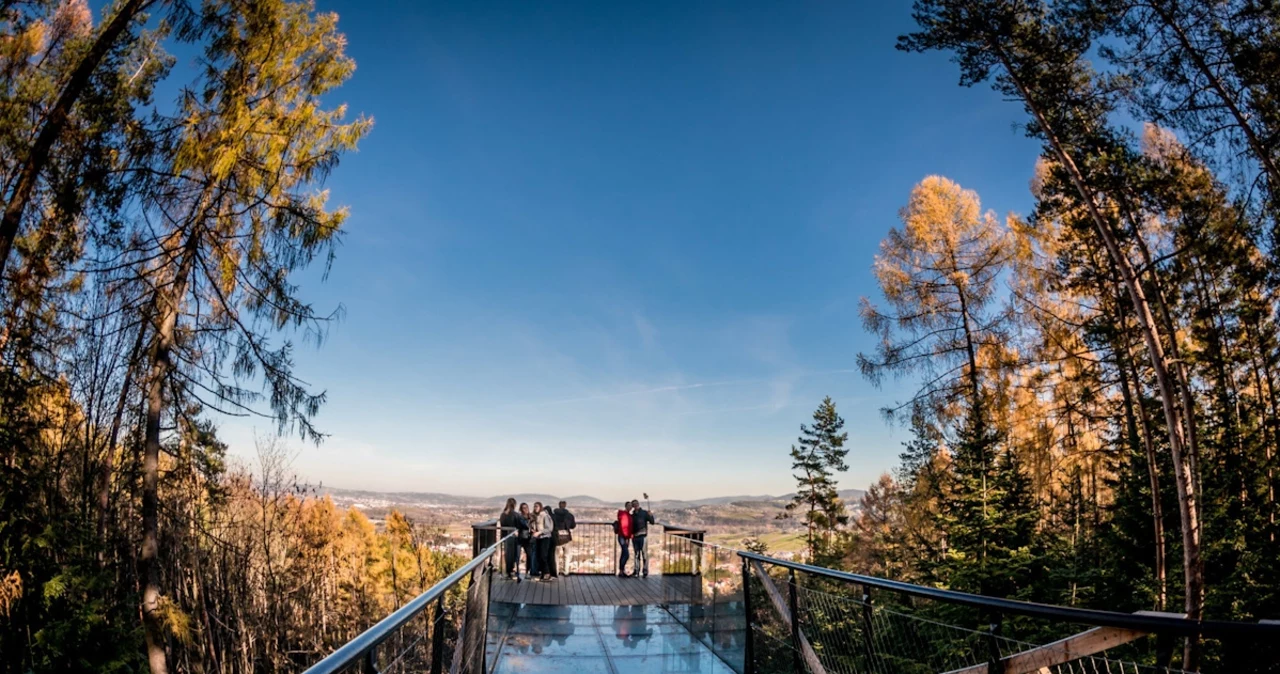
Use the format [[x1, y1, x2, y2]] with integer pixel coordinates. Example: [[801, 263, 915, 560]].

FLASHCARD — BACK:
[[216, 0, 1044, 501]]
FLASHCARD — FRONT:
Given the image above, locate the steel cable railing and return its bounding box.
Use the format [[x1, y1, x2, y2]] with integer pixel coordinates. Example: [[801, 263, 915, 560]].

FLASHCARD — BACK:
[[739, 551, 1280, 674], [472, 519, 624, 575], [302, 534, 510, 674]]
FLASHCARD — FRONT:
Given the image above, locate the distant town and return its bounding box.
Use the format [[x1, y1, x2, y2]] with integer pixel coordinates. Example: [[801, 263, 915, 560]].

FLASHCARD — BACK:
[[320, 486, 868, 559]]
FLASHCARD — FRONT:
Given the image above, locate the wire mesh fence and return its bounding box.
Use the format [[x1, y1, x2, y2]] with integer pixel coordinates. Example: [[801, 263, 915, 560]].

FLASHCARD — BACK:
[[740, 557, 1279, 674], [476, 520, 625, 575], [303, 538, 504, 674]]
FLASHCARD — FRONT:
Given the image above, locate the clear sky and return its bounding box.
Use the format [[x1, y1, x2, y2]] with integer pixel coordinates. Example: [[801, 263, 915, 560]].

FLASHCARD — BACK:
[[217, 0, 1043, 501]]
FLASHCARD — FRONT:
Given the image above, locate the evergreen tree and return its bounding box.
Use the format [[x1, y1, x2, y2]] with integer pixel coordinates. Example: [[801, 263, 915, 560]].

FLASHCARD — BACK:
[[782, 396, 850, 561], [933, 402, 1039, 600]]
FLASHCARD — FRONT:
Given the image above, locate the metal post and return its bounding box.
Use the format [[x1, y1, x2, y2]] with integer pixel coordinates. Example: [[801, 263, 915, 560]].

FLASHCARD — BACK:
[[860, 583, 875, 668], [985, 617, 1003, 674], [710, 545, 719, 648], [788, 568, 802, 674], [480, 564, 492, 673], [430, 595, 446, 674], [742, 556, 756, 674], [1155, 631, 1174, 673], [362, 648, 379, 674]]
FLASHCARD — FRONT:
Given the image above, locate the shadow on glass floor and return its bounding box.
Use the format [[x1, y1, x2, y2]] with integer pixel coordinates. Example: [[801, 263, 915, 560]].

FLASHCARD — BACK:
[[486, 602, 737, 674]]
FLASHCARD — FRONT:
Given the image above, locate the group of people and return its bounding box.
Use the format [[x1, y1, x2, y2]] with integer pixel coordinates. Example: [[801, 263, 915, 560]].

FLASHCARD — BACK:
[[499, 499, 577, 582], [495, 498, 656, 581], [613, 499, 655, 578]]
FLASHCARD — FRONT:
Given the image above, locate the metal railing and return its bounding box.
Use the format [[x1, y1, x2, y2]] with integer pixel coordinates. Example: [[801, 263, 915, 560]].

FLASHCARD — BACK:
[[661, 535, 748, 673], [303, 535, 509, 674], [472, 519, 623, 575], [739, 551, 1280, 674], [473, 519, 700, 576]]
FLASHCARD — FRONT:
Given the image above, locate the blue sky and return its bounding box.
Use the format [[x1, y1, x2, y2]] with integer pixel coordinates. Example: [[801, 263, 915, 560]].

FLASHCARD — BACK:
[[218, 0, 1044, 500]]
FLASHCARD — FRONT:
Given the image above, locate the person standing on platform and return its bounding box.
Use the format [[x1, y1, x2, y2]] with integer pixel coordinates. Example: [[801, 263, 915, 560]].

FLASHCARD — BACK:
[[533, 502, 555, 581], [629, 499, 656, 578], [613, 504, 633, 577], [553, 500, 576, 576], [499, 498, 528, 581], [519, 502, 535, 578]]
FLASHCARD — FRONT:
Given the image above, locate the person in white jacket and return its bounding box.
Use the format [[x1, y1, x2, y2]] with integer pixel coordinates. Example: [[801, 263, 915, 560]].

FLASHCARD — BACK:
[[532, 502, 556, 581]]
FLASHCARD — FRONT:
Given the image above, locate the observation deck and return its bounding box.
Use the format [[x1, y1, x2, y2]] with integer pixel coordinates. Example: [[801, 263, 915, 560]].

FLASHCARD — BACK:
[[301, 520, 1280, 674]]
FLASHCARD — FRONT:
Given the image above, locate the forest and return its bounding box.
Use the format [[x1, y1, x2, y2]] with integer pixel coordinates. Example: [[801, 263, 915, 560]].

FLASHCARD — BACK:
[[832, 0, 1280, 671], [0, 0, 474, 672], [1, 0, 1279, 672]]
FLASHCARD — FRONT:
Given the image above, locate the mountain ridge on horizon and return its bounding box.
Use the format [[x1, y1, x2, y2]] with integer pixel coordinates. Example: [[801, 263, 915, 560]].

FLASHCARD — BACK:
[[318, 485, 869, 509]]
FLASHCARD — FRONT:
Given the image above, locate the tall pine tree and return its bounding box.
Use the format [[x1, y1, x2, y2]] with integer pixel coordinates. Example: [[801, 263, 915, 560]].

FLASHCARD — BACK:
[[783, 396, 850, 562]]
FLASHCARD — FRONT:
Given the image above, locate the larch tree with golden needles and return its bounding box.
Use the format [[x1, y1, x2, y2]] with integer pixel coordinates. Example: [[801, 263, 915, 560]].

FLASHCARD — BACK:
[[860, 176, 1037, 598], [858, 175, 1015, 423], [131, 0, 370, 670]]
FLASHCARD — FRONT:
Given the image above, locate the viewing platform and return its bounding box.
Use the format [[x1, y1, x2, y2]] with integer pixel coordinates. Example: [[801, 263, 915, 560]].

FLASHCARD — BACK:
[[303, 519, 1280, 674]]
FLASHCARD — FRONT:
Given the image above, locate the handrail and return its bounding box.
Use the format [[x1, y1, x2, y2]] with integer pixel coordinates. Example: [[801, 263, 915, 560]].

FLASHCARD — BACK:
[[738, 551, 1280, 639], [658, 520, 704, 532], [303, 535, 510, 674]]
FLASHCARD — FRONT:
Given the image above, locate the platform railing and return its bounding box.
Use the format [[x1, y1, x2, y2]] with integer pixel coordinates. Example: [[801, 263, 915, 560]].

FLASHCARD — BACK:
[[472, 519, 625, 575], [472, 518, 706, 576], [660, 537, 748, 673], [302, 535, 508, 674], [740, 551, 1280, 674]]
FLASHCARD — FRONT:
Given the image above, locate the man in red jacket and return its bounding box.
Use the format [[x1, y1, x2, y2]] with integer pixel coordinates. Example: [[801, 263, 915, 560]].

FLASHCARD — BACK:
[[613, 504, 633, 577]]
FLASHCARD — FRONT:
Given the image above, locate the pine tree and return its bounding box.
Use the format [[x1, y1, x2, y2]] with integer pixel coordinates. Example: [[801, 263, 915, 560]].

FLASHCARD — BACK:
[[934, 402, 1039, 600], [782, 396, 850, 561]]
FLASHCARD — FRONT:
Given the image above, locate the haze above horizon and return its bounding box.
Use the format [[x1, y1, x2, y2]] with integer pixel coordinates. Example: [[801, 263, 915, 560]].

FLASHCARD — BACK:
[[220, 0, 1041, 500]]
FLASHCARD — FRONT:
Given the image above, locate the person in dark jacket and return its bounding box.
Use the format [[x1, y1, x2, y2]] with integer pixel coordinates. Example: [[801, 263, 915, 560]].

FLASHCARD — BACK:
[[552, 500, 576, 576], [499, 498, 527, 580], [518, 502, 535, 577], [629, 499, 656, 578]]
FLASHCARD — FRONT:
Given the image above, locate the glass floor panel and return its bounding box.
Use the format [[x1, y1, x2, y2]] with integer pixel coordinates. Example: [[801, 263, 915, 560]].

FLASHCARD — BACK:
[[487, 602, 736, 674]]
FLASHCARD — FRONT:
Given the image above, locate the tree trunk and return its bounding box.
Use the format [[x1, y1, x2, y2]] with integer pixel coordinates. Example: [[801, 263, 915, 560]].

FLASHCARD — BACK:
[[1115, 304, 1168, 611], [140, 228, 201, 674], [0, 0, 150, 289], [98, 313, 149, 545], [993, 48, 1205, 668]]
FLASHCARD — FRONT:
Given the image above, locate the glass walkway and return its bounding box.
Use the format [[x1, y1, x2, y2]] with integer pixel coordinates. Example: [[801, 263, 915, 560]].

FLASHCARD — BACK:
[[486, 603, 739, 674]]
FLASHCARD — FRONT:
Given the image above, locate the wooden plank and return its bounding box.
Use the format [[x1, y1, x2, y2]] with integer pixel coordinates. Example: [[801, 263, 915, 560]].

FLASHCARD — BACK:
[[750, 561, 829, 674], [569, 577, 582, 605], [560, 577, 573, 605], [940, 612, 1186, 674], [603, 576, 620, 605], [581, 576, 599, 606], [589, 577, 607, 606], [585, 577, 603, 606]]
